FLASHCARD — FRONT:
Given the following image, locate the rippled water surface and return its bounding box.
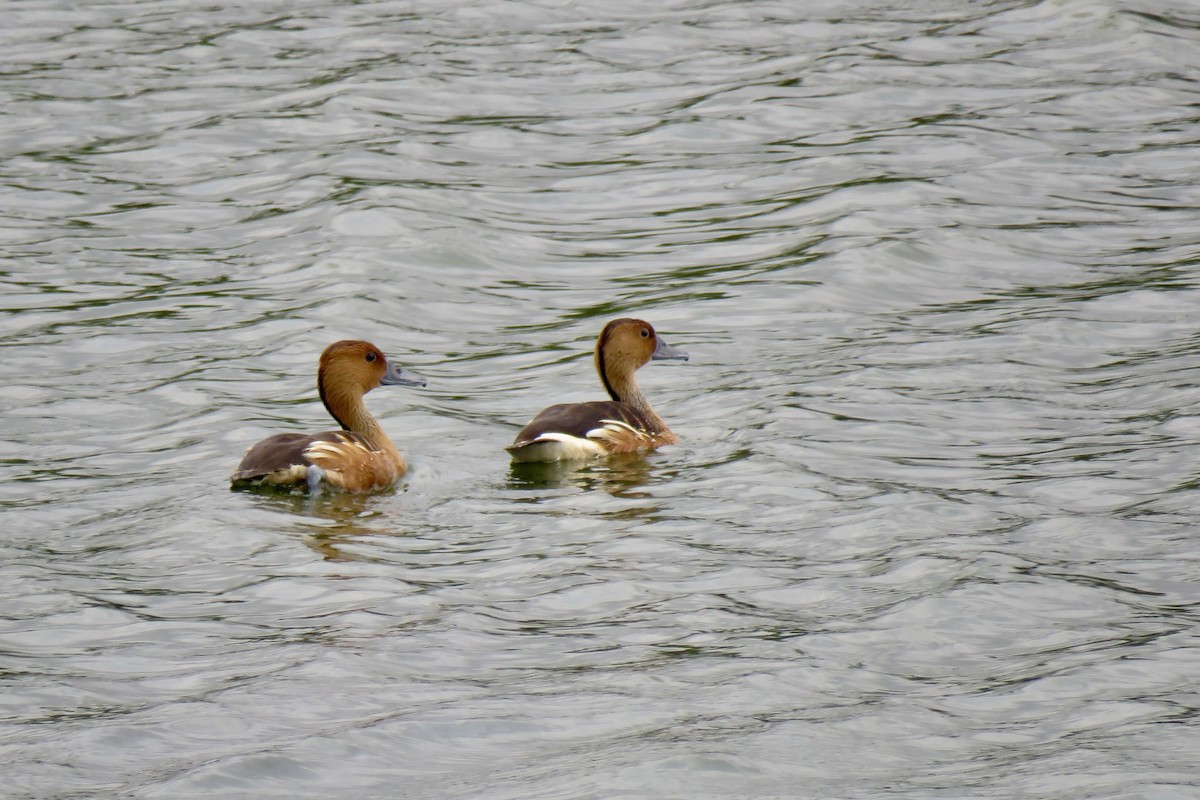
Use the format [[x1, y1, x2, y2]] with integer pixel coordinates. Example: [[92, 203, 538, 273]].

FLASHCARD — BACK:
[[4, 1, 1200, 797]]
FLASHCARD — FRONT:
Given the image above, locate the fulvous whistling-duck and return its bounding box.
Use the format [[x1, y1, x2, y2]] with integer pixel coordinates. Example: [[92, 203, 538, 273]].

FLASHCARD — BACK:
[[507, 318, 688, 463], [230, 340, 425, 493]]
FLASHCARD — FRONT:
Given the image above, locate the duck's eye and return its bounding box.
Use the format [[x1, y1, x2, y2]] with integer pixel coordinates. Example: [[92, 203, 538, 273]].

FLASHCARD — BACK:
[[640, 328, 650, 338], [365, 352, 377, 363]]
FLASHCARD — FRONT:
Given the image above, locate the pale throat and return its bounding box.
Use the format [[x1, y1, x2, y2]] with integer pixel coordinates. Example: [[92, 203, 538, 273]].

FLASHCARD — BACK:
[[325, 387, 396, 446], [598, 355, 653, 412]]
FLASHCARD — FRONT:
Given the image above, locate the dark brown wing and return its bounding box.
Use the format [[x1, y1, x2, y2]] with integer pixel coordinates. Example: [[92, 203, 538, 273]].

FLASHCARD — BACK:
[[510, 401, 657, 448], [230, 430, 373, 483]]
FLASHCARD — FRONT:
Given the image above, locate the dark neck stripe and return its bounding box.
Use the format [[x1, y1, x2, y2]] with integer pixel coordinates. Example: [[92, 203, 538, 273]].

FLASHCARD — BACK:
[[597, 341, 620, 402], [318, 376, 352, 431]]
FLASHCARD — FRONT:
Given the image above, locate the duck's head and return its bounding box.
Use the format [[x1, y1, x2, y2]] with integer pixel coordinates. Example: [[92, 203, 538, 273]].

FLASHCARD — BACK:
[[318, 340, 426, 399], [594, 318, 687, 398]]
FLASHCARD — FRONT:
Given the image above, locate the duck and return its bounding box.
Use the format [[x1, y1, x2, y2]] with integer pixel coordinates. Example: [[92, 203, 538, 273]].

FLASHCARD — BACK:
[[507, 318, 688, 463], [230, 340, 425, 493]]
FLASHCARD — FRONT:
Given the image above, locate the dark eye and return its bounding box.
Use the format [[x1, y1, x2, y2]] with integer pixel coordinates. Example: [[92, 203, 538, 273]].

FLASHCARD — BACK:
[[640, 328, 650, 338], [365, 352, 377, 363]]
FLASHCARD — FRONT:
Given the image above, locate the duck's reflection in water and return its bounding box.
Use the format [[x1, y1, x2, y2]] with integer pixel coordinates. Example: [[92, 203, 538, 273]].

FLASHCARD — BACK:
[[238, 485, 402, 562], [507, 452, 659, 497]]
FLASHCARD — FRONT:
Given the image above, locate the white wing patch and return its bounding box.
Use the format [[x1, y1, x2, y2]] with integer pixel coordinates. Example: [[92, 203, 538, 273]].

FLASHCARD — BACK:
[[257, 464, 310, 486], [305, 436, 376, 464], [587, 418, 644, 440], [507, 432, 607, 463]]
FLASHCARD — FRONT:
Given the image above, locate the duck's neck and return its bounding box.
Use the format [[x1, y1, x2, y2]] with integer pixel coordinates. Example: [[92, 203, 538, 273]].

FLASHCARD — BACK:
[[321, 386, 405, 469], [596, 354, 668, 434]]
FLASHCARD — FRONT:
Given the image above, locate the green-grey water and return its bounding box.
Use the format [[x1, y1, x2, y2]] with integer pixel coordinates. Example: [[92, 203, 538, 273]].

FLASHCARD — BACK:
[[3, 1, 1200, 797]]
